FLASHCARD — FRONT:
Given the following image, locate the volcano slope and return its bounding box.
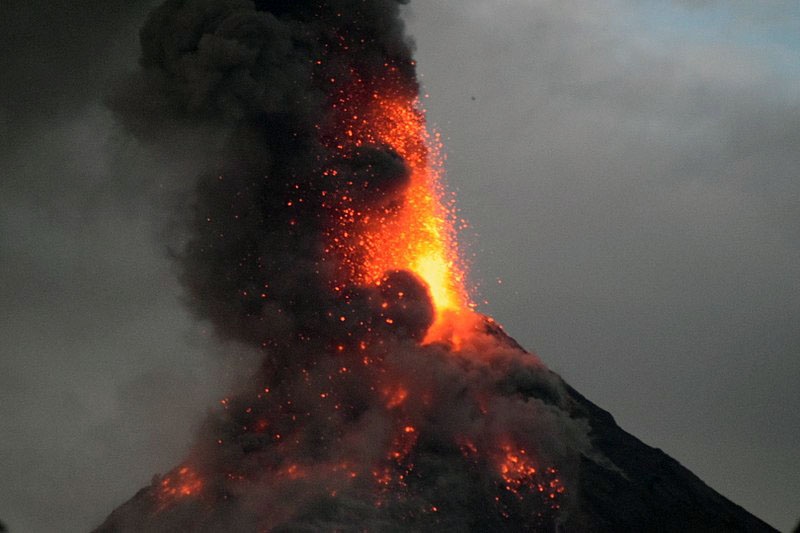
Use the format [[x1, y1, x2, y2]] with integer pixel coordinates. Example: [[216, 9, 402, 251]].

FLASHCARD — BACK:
[[95, 324, 775, 533]]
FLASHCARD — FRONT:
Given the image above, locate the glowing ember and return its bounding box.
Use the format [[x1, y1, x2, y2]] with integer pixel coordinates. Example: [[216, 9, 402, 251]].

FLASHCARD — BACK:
[[373, 420, 419, 508], [497, 444, 565, 519], [156, 465, 203, 509], [383, 385, 409, 409]]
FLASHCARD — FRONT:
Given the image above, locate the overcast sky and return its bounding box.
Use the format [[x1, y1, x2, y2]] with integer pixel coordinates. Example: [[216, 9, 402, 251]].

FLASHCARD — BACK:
[[1, 1, 798, 531]]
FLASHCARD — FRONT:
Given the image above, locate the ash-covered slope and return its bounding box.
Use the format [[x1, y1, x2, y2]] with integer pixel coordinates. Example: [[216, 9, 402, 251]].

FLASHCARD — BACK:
[[562, 384, 775, 532], [95, 326, 775, 533]]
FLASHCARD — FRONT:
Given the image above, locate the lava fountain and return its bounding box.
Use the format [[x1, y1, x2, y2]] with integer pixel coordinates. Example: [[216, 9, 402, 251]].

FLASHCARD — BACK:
[[320, 67, 474, 344]]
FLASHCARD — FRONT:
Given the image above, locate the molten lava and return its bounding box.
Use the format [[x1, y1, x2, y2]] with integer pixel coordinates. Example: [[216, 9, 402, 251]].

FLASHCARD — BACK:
[[321, 64, 473, 344], [498, 445, 565, 507], [156, 466, 203, 510]]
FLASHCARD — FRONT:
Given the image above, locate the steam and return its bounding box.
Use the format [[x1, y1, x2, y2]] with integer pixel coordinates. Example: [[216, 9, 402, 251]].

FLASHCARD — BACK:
[[101, 0, 592, 530]]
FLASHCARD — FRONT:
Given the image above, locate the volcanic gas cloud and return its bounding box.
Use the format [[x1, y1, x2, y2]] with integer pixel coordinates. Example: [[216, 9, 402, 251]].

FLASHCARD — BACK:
[[101, 0, 590, 530]]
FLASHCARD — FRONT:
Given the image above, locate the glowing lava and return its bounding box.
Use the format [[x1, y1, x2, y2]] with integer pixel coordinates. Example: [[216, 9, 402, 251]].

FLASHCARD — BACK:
[[322, 64, 474, 344], [498, 445, 565, 505], [156, 466, 203, 510]]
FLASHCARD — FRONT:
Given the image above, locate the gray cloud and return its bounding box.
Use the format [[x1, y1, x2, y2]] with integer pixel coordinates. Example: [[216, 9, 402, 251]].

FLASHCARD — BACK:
[[407, 1, 799, 530], [0, 2, 241, 531]]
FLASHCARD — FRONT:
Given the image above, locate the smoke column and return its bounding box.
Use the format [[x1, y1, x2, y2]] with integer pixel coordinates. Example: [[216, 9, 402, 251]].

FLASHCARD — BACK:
[[101, 0, 591, 530]]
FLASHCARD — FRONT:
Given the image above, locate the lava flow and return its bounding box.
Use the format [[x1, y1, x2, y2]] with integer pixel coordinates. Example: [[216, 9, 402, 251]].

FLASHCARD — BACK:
[[98, 1, 590, 531]]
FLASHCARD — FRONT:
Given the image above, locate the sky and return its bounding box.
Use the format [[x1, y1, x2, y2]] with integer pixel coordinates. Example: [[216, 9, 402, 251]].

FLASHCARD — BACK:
[[0, 1, 797, 531]]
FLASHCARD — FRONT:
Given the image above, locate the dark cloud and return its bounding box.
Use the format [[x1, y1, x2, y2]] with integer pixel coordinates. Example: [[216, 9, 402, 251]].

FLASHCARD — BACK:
[[0, 2, 236, 531], [111, 0, 425, 350], [0, 0, 151, 129]]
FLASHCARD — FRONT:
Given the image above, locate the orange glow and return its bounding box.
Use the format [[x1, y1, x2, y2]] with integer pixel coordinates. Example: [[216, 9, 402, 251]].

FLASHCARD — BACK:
[[157, 465, 204, 510], [497, 444, 565, 508], [322, 67, 476, 344], [354, 98, 466, 314], [284, 464, 305, 480], [384, 386, 408, 409], [373, 419, 420, 500]]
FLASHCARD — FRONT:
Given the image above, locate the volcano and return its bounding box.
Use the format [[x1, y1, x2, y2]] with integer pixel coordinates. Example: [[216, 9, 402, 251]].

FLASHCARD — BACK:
[[95, 322, 775, 532], [97, 0, 777, 531]]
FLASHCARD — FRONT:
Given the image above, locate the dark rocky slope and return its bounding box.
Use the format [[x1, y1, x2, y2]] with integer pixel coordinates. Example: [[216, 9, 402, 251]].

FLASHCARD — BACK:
[[96, 365, 776, 532], [561, 382, 775, 532]]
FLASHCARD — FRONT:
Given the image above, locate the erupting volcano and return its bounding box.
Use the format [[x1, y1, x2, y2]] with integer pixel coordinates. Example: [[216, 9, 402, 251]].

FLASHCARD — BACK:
[[98, 1, 776, 531]]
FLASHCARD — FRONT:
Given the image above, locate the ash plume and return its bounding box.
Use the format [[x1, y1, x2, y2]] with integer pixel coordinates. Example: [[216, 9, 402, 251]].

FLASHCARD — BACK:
[[113, 0, 421, 348], [102, 0, 592, 530]]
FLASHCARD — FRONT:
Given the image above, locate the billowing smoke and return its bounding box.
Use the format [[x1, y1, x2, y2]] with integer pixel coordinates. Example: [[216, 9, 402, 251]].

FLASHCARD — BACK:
[[112, 0, 425, 347], [100, 0, 592, 530]]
